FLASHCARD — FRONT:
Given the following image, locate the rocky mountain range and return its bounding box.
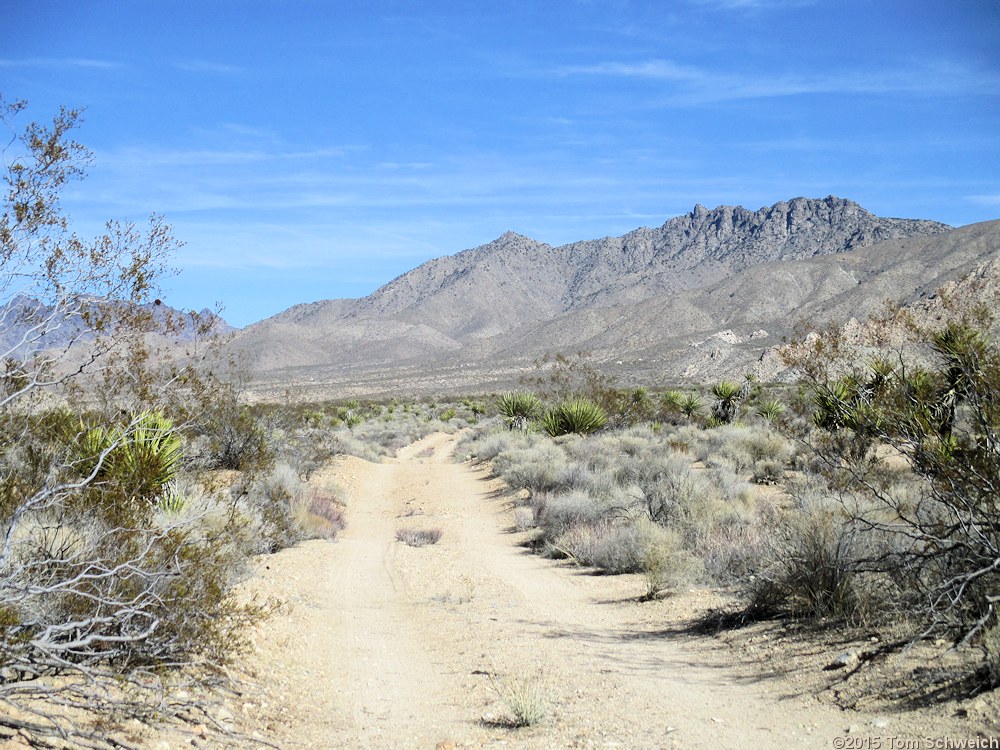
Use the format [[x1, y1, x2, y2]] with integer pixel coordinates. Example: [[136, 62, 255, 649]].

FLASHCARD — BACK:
[[226, 196, 998, 400]]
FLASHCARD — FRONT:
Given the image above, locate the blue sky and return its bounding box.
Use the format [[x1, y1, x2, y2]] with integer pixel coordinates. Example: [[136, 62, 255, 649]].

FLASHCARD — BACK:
[[3, 0, 999, 327]]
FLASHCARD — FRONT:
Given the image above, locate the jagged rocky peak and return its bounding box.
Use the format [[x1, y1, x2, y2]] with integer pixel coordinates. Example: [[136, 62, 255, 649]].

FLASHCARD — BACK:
[[675, 195, 934, 232], [475, 230, 549, 255], [658, 195, 950, 262]]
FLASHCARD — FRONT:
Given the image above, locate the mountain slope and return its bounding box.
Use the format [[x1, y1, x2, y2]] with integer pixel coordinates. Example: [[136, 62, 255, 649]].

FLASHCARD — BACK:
[[349, 196, 948, 339], [484, 219, 1000, 382], [229, 197, 980, 395]]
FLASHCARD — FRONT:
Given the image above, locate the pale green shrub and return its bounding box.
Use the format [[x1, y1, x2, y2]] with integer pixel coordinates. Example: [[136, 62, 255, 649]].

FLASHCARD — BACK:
[[535, 490, 608, 536], [552, 519, 645, 572], [640, 519, 705, 600]]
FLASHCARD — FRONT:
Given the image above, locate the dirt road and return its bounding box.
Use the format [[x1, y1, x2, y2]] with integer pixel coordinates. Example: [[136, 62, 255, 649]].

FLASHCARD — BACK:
[[224, 433, 935, 749]]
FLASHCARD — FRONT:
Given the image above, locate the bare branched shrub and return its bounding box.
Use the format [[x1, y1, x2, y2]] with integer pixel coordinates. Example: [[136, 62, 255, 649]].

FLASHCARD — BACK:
[[0, 98, 271, 745], [786, 309, 1000, 677]]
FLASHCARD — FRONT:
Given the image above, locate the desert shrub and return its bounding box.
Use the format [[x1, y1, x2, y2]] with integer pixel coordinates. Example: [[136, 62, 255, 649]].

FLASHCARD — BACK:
[[699, 515, 777, 584], [562, 432, 624, 472], [396, 527, 443, 547], [238, 462, 310, 552], [491, 441, 566, 494], [512, 505, 535, 531], [631, 453, 706, 529], [610, 386, 656, 428], [790, 314, 1000, 663], [520, 351, 619, 412], [199, 393, 274, 473], [639, 519, 705, 600], [744, 491, 897, 625], [550, 462, 619, 500], [535, 490, 608, 537], [552, 519, 645, 572], [457, 424, 533, 462], [705, 461, 754, 505], [302, 491, 347, 540]]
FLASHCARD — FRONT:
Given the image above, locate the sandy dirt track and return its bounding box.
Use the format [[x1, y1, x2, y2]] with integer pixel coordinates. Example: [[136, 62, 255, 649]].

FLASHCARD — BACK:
[[203, 433, 984, 749]]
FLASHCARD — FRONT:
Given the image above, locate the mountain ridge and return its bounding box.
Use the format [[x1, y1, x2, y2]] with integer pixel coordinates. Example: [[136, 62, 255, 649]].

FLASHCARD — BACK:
[[228, 196, 981, 398]]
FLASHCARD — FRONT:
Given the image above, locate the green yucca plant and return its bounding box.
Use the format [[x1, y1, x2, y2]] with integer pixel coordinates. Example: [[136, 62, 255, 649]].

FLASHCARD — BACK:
[[679, 393, 704, 419], [661, 390, 685, 411], [78, 410, 183, 502], [711, 380, 744, 424], [496, 391, 543, 420], [157, 482, 187, 514], [756, 398, 786, 422], [542, 398, 607, 436]]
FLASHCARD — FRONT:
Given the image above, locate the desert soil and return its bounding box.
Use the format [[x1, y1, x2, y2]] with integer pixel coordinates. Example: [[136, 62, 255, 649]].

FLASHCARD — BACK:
[[153, 432, 995, 750]]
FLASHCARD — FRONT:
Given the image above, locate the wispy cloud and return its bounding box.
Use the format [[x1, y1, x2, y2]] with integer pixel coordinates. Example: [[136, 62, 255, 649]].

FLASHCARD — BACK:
[[556, 57, 1000, 103], [686, 0, 816, 9], [174, 60, 245, 75], [375, 161, 435, 170], [559, 59, 704, 82], [967, 194, 1000, 207], [98, 144, 355, 169], [0, 57, 121, 69]]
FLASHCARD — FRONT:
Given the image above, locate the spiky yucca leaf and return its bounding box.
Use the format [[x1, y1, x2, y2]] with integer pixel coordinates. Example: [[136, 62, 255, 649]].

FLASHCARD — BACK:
[[679, 393, 704, 418]]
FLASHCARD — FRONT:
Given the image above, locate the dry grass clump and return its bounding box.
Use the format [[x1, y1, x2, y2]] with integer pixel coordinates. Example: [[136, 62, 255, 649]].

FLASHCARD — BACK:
[[396, 527, 443, 547], [488, 667, 551, 727]]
